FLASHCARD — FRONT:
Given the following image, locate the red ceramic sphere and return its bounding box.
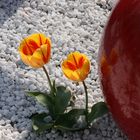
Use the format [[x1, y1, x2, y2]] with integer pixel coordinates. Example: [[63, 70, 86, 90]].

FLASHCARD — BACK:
[[99, 0, 140, 140]]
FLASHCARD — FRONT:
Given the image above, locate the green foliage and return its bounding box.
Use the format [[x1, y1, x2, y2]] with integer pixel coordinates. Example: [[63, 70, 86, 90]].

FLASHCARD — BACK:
[[31, 113, 53, 132], [28, 83, 108, 132], [27, 92, 56, 118], [54, 86, 71, 115], [27, 92, 50, 107], [28, 83, 84, 132], [28, 86, 71, 118], [54, 109, 85, 131], [88, 102, 108, 123]]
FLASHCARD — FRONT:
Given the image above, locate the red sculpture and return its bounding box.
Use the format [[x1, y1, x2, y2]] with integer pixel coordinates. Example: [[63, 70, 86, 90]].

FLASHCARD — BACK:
[[99, 0, 140, 139]]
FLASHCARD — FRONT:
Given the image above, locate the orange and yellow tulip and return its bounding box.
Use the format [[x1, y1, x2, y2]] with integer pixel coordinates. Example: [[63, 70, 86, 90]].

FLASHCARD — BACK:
[[62, 52, 90, 82], [18, 33, 51, 68]]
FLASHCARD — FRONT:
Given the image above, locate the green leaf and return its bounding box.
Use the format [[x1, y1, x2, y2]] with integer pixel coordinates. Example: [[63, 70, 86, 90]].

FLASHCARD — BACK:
[[31, 113, 53, 132], [88, 102, 108, 123], [54, 109, 85, 131], [54, 86, 71, 115], [50, 80, 56, 95], [27, 86, 72, 120], [27, 92, 49, 106], [67, 109, 85, 118], [54, 125, 85, 131], [27, 92, 56, 118]]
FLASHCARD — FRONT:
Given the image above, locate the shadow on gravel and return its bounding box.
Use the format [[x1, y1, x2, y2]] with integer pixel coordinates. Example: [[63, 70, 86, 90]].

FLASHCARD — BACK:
[[0, 64, 128, 139], [0, 63, 34, 139], [0, 0, 25, 26]]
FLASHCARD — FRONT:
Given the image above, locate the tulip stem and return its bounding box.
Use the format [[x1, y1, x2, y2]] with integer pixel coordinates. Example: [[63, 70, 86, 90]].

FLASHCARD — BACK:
[[42, 66, 53, 90], [82, 81, 89, 126]]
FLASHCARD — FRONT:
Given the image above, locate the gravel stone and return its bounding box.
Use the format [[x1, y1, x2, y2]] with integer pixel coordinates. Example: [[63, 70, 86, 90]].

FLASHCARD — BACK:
[[0, 0, 128, 140]]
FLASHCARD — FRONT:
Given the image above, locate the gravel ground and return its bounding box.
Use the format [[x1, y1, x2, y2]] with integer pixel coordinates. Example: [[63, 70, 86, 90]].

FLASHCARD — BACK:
[[0, 0, 128, 140]]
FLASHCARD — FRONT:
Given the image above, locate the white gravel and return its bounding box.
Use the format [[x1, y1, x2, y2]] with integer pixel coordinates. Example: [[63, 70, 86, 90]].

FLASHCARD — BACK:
[[0, 0, 127, 140]]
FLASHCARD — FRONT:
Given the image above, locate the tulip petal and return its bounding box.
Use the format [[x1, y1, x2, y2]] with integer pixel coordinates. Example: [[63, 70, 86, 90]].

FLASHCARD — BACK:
[[61, 52, 90, 82], [66, 61, 77, 71], [78, 56, 85, 68], [19, 50, 44, 68], [38, 34, 51, 46], [21, 33, 48, 55], [30, 48, 45, 68], [18, 33, 52, 68], [62, 60, 77, 71], [45, 37, 51, 48], [62, 60, 69, 69], [40, 44, 51, 64], [62, 68, 81, 81], [79, 59, 90, 81], [67, 52, 80, 67], [27, 33, 42, 47], [18, 41, 32, 55], [30, 57, 44, 68], [19, 37, 39, 55], [18, 45, 24, 53], [71, 71, 81, 81], [67, 52, 86, 69], [19, 51, 32, 66], [62, 60, 81, 81], [27, 39, 39, 51]]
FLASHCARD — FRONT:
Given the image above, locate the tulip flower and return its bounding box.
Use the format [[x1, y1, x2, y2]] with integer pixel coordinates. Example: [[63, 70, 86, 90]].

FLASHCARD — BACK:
[[18, 33, 51, 68], [18, 33, 53, 90], [62, 51, 90, 125], [61, 52, 90, 82]]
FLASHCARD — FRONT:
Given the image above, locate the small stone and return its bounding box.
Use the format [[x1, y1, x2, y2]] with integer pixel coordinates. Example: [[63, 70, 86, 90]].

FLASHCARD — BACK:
[[17, 99, 26, 106], [102, 130, 107, 136], [84, 129, 90, 135], [21, 130, 28, 138], [57, 136, 63, 140], [11, 115, 18, 122], [6, 97, 14, 103], [5, 120, 11, 124], [88, 134, 97, 140], [29, 84, 37, 90], [0, 120, 5, 125], [3, 109, 9, 117], [0, 0, 127, 140], [46, 133, 51, 139]]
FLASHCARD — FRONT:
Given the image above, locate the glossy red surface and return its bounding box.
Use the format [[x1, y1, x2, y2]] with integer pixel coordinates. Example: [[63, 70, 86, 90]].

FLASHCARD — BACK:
[[99, 0, 140, 139]]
